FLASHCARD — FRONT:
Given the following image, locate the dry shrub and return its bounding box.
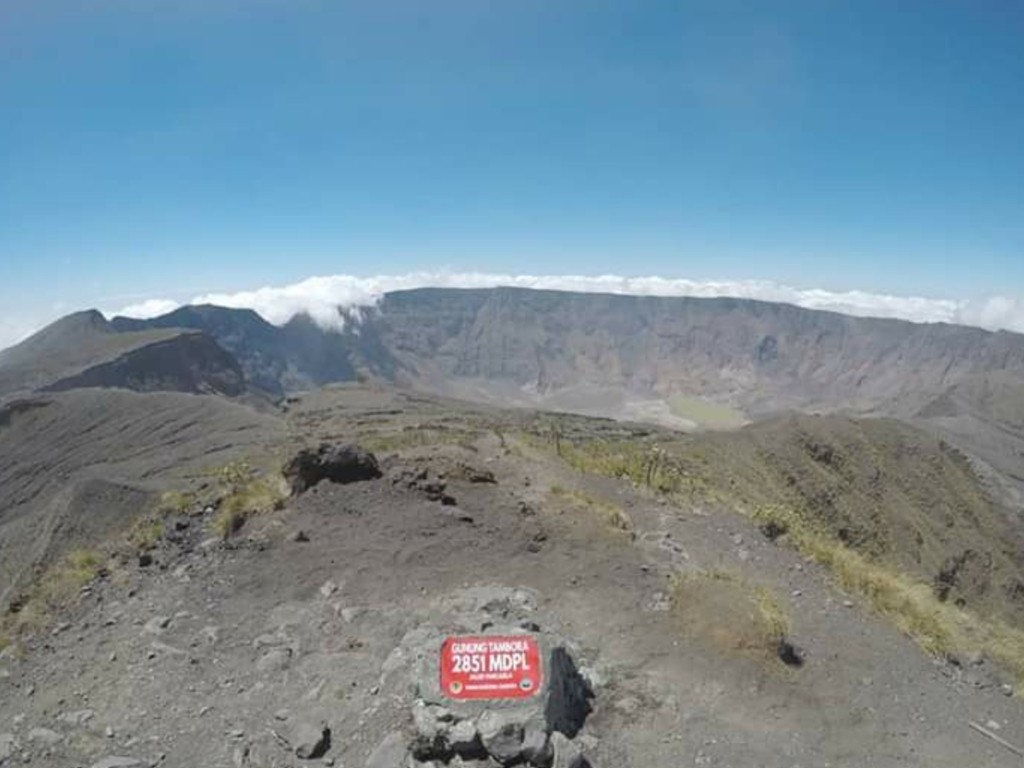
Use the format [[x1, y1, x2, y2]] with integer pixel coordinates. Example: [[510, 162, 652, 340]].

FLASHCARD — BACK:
[[671, 568, 790, 661]]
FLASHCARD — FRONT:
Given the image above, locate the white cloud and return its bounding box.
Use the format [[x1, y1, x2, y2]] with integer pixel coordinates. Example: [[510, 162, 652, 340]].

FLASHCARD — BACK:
[[953, 296, 1024, 335], [3, 272, 1023, 354], [118, 272, 1006, 331], [114, 298, 181, 320]]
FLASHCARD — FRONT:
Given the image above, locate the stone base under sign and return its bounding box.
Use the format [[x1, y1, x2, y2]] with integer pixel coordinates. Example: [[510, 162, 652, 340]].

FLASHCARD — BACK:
[[369, 586, 598, 768]]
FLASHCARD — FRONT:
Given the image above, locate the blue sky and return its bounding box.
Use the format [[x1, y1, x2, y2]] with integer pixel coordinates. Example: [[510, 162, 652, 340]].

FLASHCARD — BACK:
[[1, 0, 1023, 344]]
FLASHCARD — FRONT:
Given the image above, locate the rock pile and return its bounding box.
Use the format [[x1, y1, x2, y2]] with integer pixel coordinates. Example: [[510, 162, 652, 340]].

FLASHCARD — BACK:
[[370, 587, 599, 768]]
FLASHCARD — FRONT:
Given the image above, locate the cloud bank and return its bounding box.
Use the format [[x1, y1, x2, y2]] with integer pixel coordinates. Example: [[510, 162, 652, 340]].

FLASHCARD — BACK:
[[108, 272, 1024, 336], [4, 273, 1023, 354]]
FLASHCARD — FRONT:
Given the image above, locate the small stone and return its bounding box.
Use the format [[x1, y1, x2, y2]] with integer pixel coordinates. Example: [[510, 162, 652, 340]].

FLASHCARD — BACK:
[[340, 607, 365, 623], [52, 621, 72, 636], [143, 616, 171, 634], [447, 719, 480, 755], [319, 580, 339, 598], [150, 640, 187, 656], [200, 626, 221, 644], [842, 600, 855, 608], [28, 727, 63, 745], [106, 725, 115, 738], [1001, 683, 1015, 697], [58, 709, 96, 726], [256, 648, 292, 673], [232, 744, 249, 768], [478, 710, 525, 764], [412, 702, 451, 740], [292, 722, 330, 760], [550, 732, 585, 768], [986, 720, 1002, 731], [273, 709, 290, 721], [289, 530, 310, 543], [791, 589, 802, 597], [521, 721, 551, 765], [0, 733, 15, 763]]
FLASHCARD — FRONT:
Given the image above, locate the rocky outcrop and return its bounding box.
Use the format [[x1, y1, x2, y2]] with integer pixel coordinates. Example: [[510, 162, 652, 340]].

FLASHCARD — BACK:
[[283, 443, 382, 494]]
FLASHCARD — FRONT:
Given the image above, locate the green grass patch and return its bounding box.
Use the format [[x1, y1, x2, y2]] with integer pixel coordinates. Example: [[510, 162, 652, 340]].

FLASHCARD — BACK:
[[753, 503, 1024, 679], [531, 427, 1024, 685], [1, 548, 107, 642], [126, 517, 164, 552], [211, 462, 286, 540], [356, 426, 481, 453], [527, 432, 715, 501], [549, 486, 634, 536], [155, 490, 196, 516], [668, 395, 746, 429]]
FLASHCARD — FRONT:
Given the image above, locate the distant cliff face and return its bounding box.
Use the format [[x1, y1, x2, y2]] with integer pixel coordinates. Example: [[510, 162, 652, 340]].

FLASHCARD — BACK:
[[370, 287, 1024, 415], [17, 289, 1024, 422], [93, 287, 1024, 422]]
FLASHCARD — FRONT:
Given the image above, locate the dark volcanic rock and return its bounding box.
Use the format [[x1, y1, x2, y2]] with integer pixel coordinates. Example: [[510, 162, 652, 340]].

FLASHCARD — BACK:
[[544, 647, 594, 739], [284, 443, 382, 494]]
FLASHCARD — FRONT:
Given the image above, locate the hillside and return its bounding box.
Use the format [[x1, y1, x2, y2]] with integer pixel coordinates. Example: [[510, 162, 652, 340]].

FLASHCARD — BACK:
[[542, 412, 1024, 625], [112, 305, 397, 396], [0, 311, 245, 400], [104, 288, 1024, 426], [3, 386, 1024, 767], [94, 288, 1024, 506], [370, 287, 1024, 420], [0, 389, 285, 608]]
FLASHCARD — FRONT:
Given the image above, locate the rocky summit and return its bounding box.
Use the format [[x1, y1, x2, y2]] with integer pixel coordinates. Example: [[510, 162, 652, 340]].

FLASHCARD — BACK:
[[3, 293, 1024, 767]]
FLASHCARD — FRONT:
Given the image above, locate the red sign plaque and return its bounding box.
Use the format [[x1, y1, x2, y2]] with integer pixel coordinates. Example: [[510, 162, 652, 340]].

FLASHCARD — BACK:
[[440, 634, 542, 700]]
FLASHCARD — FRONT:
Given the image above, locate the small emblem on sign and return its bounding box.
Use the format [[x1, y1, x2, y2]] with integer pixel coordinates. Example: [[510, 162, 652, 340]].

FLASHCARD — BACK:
[[440, 634, 542, 700]]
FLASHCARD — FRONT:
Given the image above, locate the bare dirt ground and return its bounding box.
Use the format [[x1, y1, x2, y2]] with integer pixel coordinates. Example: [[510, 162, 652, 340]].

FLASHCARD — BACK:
[[2, 386, 1023, 767]]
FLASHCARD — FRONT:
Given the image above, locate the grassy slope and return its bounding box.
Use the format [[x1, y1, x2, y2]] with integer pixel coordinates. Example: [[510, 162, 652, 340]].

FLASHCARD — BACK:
[[524, 410, 1024, 680]]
